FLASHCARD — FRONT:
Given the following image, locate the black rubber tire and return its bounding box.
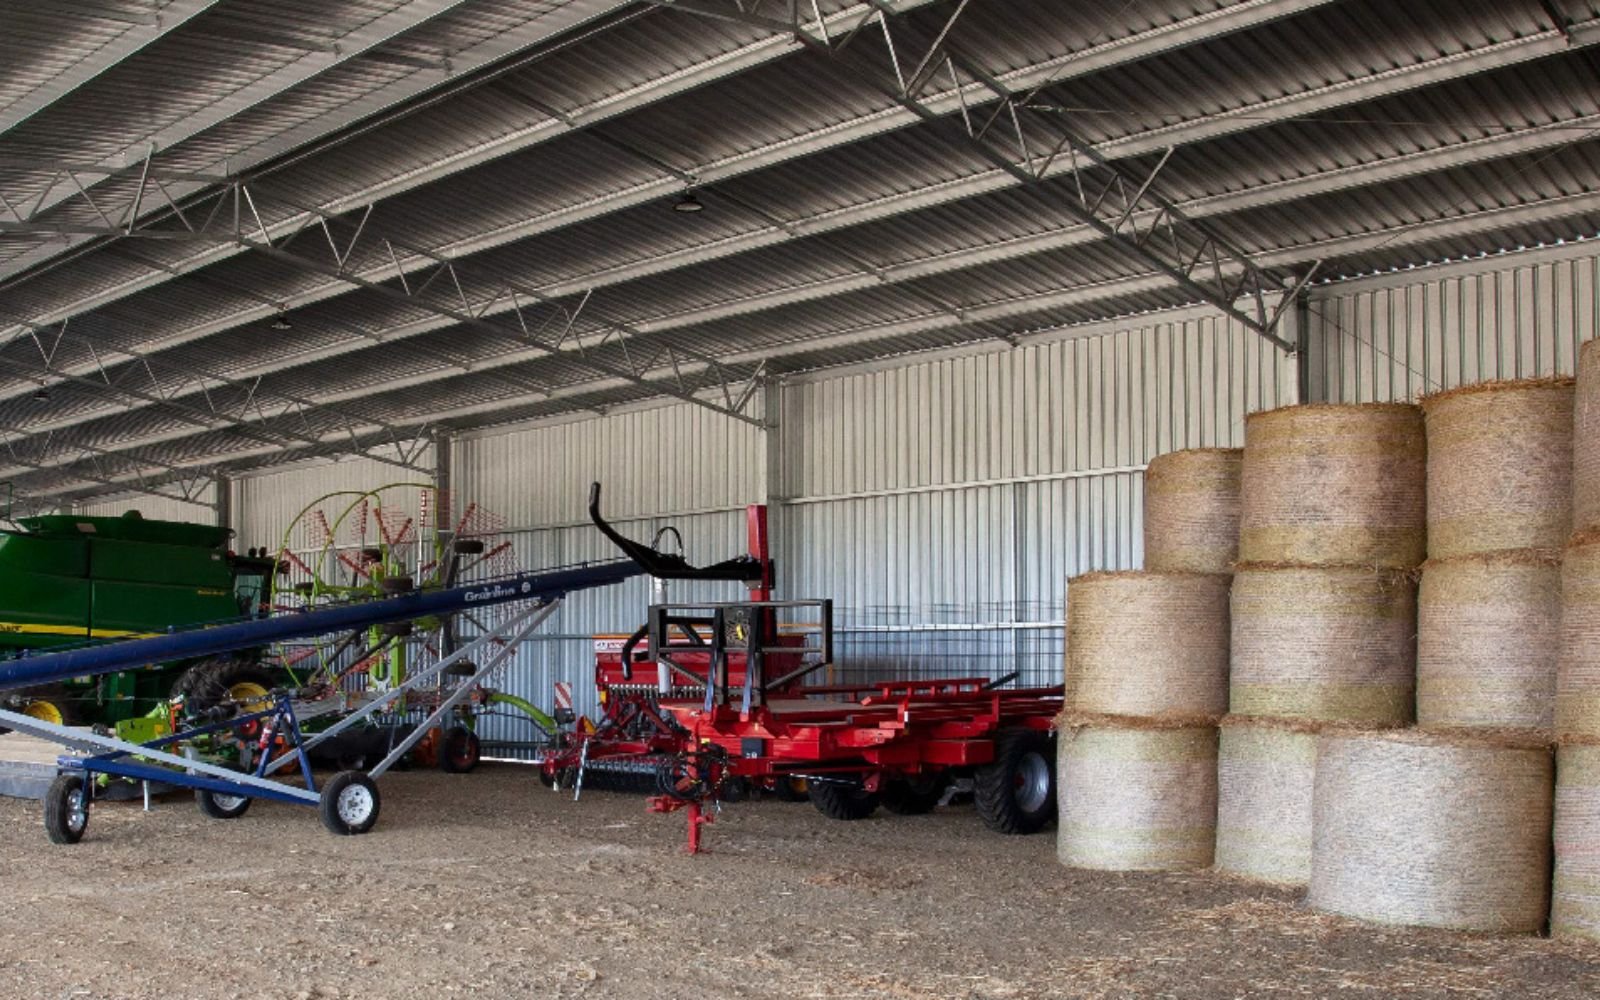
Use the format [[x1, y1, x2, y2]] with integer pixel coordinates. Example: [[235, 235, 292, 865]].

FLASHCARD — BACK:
[[44, 773, 89, 845], [808, 778, 879, 821], [453, 538, 486, 555], [438, 726, 481, 774], [196, 788, 252, 820], [319, 771, 381, 835], [379, 575, 414, 595], [975, 728, 1057, 835], [170, 659, 277, 718], [880, 774, 947, 816]]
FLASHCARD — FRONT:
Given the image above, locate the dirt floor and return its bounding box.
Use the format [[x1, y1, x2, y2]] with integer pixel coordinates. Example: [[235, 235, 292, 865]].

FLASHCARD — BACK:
[[1, 765, 1597, 999]]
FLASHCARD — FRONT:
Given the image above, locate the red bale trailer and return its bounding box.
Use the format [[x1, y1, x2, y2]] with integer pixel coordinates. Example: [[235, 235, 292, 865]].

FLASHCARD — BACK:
[[541, 492, 1064, 852]]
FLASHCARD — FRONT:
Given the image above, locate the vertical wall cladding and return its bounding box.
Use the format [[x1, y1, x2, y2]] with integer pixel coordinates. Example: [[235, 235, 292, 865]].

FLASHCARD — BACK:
[[1305, 250, 1600, 402], [778, 314, 1295, 686], [452, 402, 765, 751], [75, 489, 216, 523], [231, 451, 434, 553], [454, 397, 765, 528]]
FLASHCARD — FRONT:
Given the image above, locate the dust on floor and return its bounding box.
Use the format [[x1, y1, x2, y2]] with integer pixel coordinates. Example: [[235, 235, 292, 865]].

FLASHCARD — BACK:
[[0, 764, 1594, 999]]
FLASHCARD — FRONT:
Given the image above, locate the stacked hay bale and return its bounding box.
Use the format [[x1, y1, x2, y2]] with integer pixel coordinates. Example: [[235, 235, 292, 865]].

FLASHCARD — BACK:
[[1298, 379, 1572, 934], [1418, 378, 1572, 733], [1556, 343, 1600, 940], [1055, 448, 1239, 872], [1217, 404, 1424, 887], [1308, 729, 1553, 932]]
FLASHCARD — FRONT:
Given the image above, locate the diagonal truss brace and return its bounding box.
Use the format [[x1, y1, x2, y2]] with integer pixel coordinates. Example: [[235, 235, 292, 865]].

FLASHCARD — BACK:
[[647, 0, 1316, 350], [225, 186, 768, 425], [0, 159, 769, 425], [0, 313, 436, 486]]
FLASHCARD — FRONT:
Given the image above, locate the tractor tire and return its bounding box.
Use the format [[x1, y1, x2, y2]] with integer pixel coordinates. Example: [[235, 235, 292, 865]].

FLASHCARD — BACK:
[[453, 538, 486, 555], [438, 726, 481, 774], [808, 778, 879, 821], [975, 728, 1057, 835], [196, 788, 252, 820], [880, 774, 947, 816], [319, 771, 381, 835], [44, 773, 89, 845], [171, 659, 277, 718]]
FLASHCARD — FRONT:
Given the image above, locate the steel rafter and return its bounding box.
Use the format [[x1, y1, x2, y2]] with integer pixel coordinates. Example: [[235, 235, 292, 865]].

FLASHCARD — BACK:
[[0, 311, 436, 478], [1, 164, 767, 425], [651, 0, 1310, 349]]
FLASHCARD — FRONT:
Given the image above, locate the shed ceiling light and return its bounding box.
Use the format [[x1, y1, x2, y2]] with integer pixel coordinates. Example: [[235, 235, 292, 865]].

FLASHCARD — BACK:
[[270, 314, 293, 330], [673, 192, 704, 214]]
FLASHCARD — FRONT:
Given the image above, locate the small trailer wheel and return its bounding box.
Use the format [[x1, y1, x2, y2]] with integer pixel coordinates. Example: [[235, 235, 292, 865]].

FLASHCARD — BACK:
[[438, 726, 481, 774], [44, 773, 90, 845], [975, 728, 1057, 835], [319, 771, 381, 835], [196, 788, 252, 820]]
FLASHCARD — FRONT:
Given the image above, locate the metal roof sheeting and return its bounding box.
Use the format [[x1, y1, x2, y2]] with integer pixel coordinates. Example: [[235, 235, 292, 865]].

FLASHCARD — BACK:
[[1, 0, 1598, 505]]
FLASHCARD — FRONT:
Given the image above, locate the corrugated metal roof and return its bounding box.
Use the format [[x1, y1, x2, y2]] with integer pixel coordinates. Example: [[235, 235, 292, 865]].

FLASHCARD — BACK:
[[3, 0, 1600, 504]]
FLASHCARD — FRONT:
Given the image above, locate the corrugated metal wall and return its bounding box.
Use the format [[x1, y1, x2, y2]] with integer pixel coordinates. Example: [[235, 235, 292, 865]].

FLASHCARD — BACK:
[[453, 402, 765, 745], [203, 242, 1597, 732], [778, 312, 1297, 687], [75, 488, 216, 522], [1304, 249, 1598, 402], [230, 452, 434, 553]]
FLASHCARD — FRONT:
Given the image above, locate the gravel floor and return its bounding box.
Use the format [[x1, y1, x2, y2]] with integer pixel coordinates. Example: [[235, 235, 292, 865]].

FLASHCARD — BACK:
[[0, 764, 1596, 999]]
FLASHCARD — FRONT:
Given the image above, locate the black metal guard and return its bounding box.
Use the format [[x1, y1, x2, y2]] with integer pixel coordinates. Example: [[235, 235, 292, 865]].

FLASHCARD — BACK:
[[589, 483, 763, 582]]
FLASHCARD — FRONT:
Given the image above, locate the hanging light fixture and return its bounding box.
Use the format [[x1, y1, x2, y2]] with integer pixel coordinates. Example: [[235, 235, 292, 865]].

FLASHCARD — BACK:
[[31, 386, 49, 402], [672, 192, 704, 214], [270, 314, 293, 331]]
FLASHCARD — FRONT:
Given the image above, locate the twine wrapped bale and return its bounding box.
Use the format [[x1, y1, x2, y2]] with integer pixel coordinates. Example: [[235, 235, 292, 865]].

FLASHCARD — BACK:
[[1554, 741, 1600, 940], [1238, 403, 1426, 569], [1307, 729, 1553, 933], [1577, 339, 1600, 533], [1055, 713, 1218, 872], [1065, 571, 1230, 717], [1143, 448, 1243, 574], [1417, 550, 1562, 732], [1215, 716, 1319, 886], [1423, 378, 1574, 558], [1229, 564, 1416, 725], [1557, 534, 1600, 740]]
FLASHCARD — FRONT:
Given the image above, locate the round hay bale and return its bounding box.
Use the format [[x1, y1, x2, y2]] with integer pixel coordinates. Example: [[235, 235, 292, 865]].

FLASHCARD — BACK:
[[1066, 570, 1230, 717], [1308, 729, 1554, 933], [1143, 448, 1243, 574], [1576, 339, 1600, 533], [1055, 715, 1218, 871], [1417, 550, 1562, 732], [1422, 378, 1574, 558], [1238, 403, 1425, 569], [1229, 564, 1416, 725], [1557, 535, 1600, 740], [1553, 741, 1600, 941], [1215, 716, 1318, 886]]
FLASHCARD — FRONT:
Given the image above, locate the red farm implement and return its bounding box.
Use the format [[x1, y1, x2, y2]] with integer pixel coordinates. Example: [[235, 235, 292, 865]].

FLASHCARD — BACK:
[[541, 499, 1065, 852]]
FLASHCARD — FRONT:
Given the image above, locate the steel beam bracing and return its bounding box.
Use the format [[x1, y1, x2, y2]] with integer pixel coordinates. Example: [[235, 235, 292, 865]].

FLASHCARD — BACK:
[[0, 308, 437, 485], [0, 163, 767, 427], [651, 0, 1308, 349]]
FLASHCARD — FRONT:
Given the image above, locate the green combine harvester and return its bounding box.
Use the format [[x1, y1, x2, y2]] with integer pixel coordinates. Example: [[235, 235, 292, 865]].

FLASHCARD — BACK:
[[0, 510, 279, 741]]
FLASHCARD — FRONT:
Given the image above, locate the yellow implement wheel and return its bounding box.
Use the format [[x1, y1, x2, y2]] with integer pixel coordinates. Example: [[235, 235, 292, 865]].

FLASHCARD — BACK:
[[228, 681, 272, 714], [22, 701, 64, 726]]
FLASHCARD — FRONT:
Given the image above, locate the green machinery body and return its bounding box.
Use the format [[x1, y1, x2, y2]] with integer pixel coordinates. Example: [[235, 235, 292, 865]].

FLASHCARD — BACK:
[[0, 511, 273, 725]]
